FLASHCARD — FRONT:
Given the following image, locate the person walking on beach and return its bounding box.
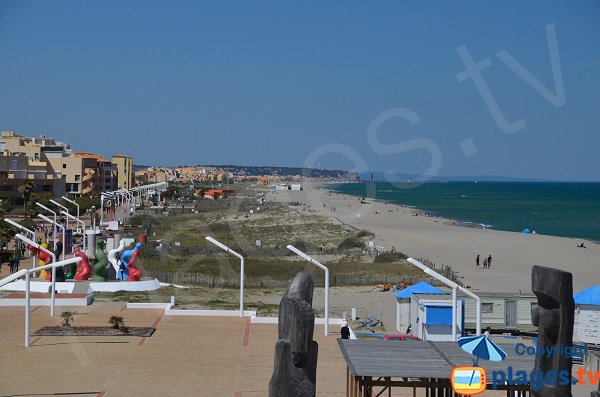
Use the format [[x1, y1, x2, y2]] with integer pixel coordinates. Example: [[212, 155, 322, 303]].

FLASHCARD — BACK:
[[475, 254, 480, 268], [482, 257, 488, 269], [340, 320, 350, 339], [487, 255, 492, 269]]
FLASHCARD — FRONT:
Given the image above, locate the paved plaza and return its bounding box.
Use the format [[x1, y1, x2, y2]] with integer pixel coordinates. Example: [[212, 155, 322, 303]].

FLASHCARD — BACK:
[[0, 303, 347, 397]]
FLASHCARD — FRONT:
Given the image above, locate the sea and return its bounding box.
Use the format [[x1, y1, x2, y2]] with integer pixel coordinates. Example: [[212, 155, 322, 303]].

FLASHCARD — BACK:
[[328, 182, 600, 241]]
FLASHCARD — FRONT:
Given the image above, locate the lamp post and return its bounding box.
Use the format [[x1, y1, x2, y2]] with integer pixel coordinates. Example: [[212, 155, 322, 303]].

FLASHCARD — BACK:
[[61, 196, 79, 231], [205, 236, 245, 317], [286, 245, 330, 336], [35, 202, 57, 250], [14, 233, 57, 316], [38, 214, 65, 261], [61, 211, 86, 252], [407, 258, 481, 338], [3, 218, 37, 270], [90, 206, 96, 232], [49, 199, 69, 231]]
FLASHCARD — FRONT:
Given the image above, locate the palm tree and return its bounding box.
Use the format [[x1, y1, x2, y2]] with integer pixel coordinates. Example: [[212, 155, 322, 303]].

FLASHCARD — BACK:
[[17, 181, 34, 216], [61, 311, 75, 327], [108, 315, 124, 329]]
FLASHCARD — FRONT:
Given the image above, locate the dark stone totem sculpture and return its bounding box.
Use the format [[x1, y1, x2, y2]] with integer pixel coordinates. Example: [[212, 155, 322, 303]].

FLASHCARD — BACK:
[[269, 272, 318, 397], [531, 265, 575, 397]]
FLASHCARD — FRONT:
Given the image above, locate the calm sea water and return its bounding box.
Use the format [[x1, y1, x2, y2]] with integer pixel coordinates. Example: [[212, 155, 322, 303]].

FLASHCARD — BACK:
[[329, 182, 600, 241]]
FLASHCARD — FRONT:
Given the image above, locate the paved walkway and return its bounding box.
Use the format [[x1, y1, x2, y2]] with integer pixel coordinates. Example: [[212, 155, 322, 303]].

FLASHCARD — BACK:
[[0, 303, 347, 396]]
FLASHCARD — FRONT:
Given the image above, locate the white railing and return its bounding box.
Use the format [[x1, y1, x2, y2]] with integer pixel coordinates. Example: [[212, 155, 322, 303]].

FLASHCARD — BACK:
[[0, 257, 82, 348]]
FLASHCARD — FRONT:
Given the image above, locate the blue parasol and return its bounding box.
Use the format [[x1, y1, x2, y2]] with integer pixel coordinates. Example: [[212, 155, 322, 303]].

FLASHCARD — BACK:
[[458, 335, 507, 366]]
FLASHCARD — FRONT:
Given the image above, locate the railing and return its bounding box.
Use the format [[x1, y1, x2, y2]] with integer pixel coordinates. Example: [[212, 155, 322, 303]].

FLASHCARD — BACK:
[[0, 256, 83, 347]]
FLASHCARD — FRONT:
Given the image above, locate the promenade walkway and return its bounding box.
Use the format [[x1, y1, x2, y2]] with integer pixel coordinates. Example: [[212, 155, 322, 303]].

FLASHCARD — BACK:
[[0, 303, 347, 396]]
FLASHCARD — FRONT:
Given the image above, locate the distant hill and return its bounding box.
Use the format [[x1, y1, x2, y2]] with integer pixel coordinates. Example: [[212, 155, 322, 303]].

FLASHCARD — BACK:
[[207, 164, 356, 179], [133, 163, 357, 179]]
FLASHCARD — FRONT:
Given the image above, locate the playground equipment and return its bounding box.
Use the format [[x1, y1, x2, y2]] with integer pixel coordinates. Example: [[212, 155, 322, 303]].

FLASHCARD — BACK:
[[119, 242, 142, 281], [29, 243, 52, 280], [73, 246, 91, 281], [93, 240, 109, 282], [108, 240, 126, 280]]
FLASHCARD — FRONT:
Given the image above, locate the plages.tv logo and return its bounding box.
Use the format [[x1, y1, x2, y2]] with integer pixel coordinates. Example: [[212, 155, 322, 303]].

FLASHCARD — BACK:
[[451, 366, 486, 395]]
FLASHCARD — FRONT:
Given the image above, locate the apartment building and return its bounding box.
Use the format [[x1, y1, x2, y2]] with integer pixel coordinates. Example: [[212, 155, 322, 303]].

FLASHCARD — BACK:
[[112, 154, 134, 189], [0, 130, 70, 161], [46, 152, 117, 197], [0, 154, 65, 205], [135, 167, 176, 184]]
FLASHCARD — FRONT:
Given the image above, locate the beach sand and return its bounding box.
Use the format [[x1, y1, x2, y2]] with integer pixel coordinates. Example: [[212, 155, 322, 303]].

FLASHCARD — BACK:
[[266, 182, 599, 294]]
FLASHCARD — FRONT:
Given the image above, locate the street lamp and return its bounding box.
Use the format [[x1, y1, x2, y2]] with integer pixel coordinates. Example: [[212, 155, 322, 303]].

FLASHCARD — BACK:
[[205, 236, 245, 317], [61, 196, 79, 231], [38, 214, 65, 261], [407, 258, 481, 338], [49, 199, 69, 230], [61, 211, 86, 252], [286, 245, 330, 336], [3, 218, 37, 269], [35, 202, 57, 249]]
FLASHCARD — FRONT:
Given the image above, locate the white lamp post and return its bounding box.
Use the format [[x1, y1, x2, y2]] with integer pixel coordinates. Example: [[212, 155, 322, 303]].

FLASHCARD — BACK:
[[35, 202, 57, 250], [3, 218, 37, 270], [205, 236, 245, 317], [38, 214, 65, 261], [286, 245, 330, 336], [407, 258, 481, 338], [61, 196, 79, 231], [14, 233, 57, 316], [61, 211, 86, 252], [49, 199, 70, 230]]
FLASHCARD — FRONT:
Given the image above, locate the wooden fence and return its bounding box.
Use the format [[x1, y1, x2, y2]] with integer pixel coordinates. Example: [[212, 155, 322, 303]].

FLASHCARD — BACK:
[[144, 270, 424, 289]]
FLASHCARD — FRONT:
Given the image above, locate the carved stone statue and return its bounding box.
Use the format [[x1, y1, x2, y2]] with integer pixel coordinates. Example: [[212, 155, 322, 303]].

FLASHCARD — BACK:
[[531, 265, 574, 397], [269, 272, 318, 397]]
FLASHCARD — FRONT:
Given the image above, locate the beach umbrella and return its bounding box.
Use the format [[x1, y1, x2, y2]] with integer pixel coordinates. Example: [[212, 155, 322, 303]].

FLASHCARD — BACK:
[[458, 335, 507, 366], [521, 228, 530, 234]]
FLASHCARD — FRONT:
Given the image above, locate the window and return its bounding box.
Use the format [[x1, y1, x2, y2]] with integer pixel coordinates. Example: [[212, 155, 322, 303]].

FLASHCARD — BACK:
[[75, 174, 80, 181], [482, 303, 494, 314], [62, 164, 67, 169]]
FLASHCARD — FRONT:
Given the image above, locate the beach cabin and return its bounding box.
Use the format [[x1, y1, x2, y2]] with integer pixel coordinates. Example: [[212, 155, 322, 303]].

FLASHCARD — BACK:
[[573, 286, 600, 345], [410, 293, 464, 341], [394, 281, 444, 333], [290, 183, 302, 191], [463, 291, 537, 333]]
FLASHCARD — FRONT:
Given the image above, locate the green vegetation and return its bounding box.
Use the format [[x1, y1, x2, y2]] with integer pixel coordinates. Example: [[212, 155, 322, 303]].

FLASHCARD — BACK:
[[61, 311, 75, 327], [374, 252, 409, 263]]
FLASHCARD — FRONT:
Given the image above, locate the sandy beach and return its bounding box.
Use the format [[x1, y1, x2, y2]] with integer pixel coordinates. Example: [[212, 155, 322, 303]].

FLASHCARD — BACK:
[[266, 182, 599, 294]]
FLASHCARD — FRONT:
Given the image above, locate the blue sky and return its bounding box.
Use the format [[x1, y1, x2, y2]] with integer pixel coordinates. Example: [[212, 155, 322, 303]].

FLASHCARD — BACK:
[[1, 1, 599, 180]]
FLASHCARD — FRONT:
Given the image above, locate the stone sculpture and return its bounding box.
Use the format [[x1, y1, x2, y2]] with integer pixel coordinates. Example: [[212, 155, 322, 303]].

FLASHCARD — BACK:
[[269, 272, 318, 397], [531, 265, 574, 397]]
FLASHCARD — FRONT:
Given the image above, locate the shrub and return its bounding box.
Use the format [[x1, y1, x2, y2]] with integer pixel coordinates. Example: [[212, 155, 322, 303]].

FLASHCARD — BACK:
[[355, 229, 375, 238], [338, 237, 365, 250], [139, 244, 160, 259], [374, 252, 408, 263]]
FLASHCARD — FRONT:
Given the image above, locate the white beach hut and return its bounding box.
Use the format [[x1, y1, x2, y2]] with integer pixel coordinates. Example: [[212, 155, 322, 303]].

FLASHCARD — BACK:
[[394, 281, 444, 333], [574, 286, 600, 345]]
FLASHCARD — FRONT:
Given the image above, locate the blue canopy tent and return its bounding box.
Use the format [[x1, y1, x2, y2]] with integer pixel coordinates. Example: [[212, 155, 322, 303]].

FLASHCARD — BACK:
[[574, 286, 600, 306], [395, 281, 445, 333], [394, 281, 444, 299]]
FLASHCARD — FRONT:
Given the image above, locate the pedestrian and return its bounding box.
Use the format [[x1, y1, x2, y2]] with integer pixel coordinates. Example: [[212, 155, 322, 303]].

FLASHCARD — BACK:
[[484, 327, 491, 338], [475, 254, 480, 268], [488, 255, 492, 269], [340, 320, 350, 339], [483, 257, 488, 269], [13, 254, 20, 273]]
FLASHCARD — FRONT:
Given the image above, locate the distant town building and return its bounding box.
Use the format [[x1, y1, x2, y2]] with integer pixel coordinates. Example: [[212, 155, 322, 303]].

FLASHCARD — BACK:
[[112, 154, 134, 189]]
